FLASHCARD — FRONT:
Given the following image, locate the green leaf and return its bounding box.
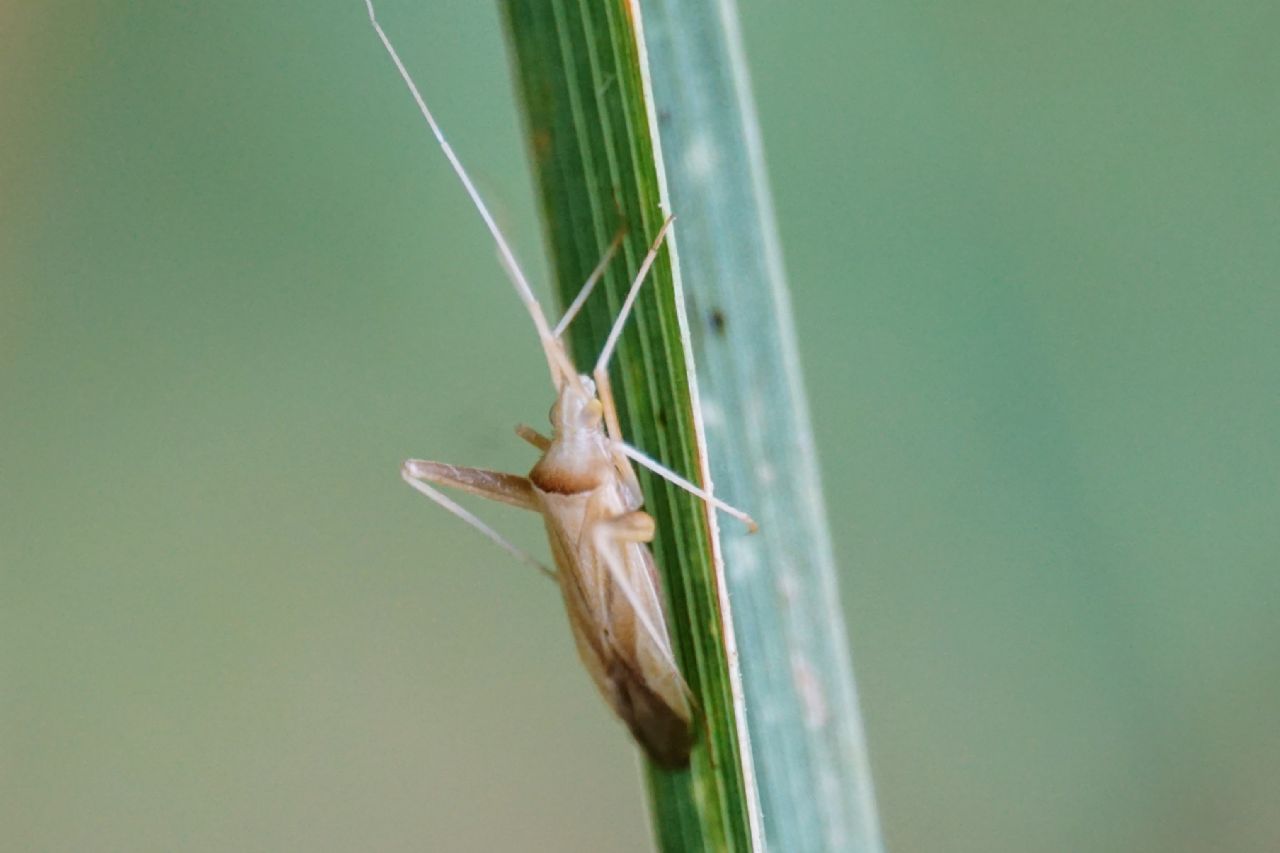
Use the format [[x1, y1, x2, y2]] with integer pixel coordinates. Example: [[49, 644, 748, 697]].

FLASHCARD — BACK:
[[500, 1, 755, 850], [500, 1, 885, 851], [635, 4, 886, 851]]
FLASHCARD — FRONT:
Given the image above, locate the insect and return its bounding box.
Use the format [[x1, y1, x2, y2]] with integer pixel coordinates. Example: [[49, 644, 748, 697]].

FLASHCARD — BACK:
[[365, 1, 755, 767]]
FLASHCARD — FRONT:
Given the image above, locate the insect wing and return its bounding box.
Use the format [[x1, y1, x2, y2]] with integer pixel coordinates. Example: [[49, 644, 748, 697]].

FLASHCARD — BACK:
[[539, 489, 694, 767]]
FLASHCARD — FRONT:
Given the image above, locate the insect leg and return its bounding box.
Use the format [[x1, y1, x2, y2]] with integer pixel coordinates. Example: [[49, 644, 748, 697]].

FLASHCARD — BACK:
[[402, 459, 537, 509], [591, 512, 682, 674], [593, 515, 702, 718], [514, 424, 552, 452], [615, 442, 759, 532], [400, 459, 555, 579]]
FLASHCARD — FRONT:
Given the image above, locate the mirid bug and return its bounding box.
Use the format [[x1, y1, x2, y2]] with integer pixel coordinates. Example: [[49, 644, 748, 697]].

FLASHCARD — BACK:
[[365, 1, 755, 767]]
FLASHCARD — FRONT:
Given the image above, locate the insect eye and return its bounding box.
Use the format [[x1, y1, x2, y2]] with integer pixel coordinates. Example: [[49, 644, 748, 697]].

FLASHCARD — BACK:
[[584, 399, 604, 424]]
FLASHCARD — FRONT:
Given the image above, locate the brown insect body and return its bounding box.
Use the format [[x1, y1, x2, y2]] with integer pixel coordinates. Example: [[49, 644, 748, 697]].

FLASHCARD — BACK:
[[531, 380, 693, 768]]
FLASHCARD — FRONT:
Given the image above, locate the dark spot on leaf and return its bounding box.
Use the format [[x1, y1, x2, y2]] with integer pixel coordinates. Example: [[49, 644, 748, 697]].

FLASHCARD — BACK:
[[709, 308, 727, 336], [655, 407, 667, 429]]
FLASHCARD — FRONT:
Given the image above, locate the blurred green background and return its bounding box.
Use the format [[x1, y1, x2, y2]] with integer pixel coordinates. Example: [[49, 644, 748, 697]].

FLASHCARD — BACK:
[[2, 1, 1277, 851]]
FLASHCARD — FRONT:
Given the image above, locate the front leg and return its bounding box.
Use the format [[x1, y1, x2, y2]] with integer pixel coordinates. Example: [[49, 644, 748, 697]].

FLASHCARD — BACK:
[[401, 459, 554, 579]]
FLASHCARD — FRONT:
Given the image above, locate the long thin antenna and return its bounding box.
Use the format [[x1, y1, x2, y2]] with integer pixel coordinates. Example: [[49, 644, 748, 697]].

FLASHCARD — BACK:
[[594, 216, 675, 375], [363, 1, 558, 354], [496, 249, 583, 388], [553, 228, 626, 339]]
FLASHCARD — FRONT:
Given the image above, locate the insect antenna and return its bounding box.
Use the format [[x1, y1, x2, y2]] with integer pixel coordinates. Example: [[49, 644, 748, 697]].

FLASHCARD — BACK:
[[363, 0, 579, 389], [582, 216, 675, 444], [593, 215, 676, 377], [553, 227, 626, 339]]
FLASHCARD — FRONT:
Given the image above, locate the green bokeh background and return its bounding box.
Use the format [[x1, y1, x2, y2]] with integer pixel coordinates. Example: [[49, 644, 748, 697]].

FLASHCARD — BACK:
[[3, 2, 1277, 851]]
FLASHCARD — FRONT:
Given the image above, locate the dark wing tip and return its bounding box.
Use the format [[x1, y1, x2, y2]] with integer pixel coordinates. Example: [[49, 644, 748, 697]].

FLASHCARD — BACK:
[[611, 662, 695, 769]]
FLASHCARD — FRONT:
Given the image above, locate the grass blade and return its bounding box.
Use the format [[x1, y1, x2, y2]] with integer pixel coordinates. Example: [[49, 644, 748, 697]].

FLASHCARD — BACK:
[[500, 1, 757, 849], [637, 2, 885, 850]]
